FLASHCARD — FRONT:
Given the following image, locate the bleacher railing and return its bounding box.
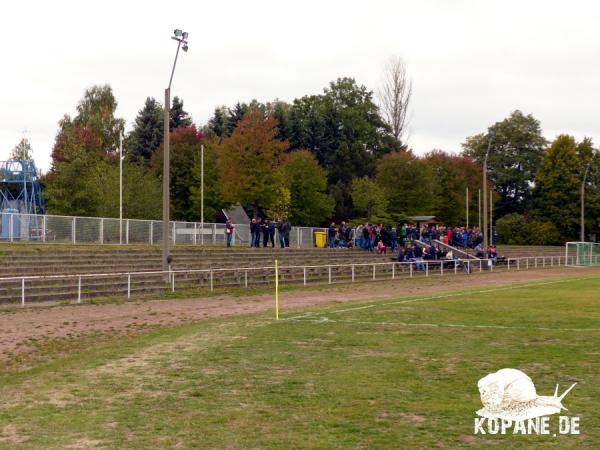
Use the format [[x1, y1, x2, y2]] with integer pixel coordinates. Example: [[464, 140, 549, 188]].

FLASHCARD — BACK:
[[0, 212, 325, 247], [0, 254, 578, 307]]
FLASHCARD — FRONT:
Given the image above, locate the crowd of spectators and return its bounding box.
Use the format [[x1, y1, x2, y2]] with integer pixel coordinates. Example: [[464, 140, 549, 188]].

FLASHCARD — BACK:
[[225, 218, 293, 249]]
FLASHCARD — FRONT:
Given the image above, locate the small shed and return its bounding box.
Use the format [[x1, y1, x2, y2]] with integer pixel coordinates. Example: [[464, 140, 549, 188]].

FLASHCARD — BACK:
[[411, 215, 441, 228]]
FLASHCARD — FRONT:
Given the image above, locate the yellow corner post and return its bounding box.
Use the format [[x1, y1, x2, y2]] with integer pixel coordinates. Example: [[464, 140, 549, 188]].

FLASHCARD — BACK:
[[275, 259, 279, 320]]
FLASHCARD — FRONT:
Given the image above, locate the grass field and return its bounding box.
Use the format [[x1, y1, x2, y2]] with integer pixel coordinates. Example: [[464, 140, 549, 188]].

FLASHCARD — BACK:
[[1, 275, 599, 449]]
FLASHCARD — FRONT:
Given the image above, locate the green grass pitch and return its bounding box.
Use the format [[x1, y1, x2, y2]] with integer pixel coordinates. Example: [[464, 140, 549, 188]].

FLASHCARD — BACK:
[[1, 275, 599, 448]]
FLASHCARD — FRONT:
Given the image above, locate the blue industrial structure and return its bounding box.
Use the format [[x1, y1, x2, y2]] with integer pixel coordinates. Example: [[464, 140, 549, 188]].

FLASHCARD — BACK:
[[0, 160, 45, 240]]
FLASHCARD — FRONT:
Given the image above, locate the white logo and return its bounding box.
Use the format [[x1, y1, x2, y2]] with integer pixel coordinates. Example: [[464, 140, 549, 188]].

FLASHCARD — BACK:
[[473, 368, 580, 435]]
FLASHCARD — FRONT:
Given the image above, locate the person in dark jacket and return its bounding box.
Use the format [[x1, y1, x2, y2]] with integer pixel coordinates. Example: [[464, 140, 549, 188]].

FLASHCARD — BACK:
[[390, 227, 398, 252], [250, 219, 259, 248], [276, 219, 285, 248], [328, 222, 337, 248], [268, 220, 276, 248], [261, 219, 269, 248], [283, 219, 291, 247]]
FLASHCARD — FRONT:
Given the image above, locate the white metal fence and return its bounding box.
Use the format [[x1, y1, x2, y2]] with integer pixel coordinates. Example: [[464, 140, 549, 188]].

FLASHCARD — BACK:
[[0, 212, 325, 247], [0, 254, 578, 307]]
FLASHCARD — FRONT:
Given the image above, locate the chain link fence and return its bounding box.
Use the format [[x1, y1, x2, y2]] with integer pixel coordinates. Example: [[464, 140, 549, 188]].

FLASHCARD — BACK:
[[0, 212, 325, 247]]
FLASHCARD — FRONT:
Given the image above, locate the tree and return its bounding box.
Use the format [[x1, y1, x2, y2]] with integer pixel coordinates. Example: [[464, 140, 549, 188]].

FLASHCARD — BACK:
[[71, 85, 125, 155], [422, 150, 482, 225], [207, 106, 230, 137], [533, 135, 581, 239], [280, 150, 334, 225], [189, 138, 228, 222], [351, 176, 387, 220], [216, 112, 286, 217], [462, 110, 547, 217], [10, 138, 33, 160], [376, 151, 437, 218], [151, 127, 206, 221], [127, 97, 163, 164], [378, 56, 412, 145], [169, 96, 193, 130]]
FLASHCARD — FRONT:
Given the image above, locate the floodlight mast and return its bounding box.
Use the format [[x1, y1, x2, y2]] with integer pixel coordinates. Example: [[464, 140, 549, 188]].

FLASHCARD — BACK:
[[162, 29, 189, 278]]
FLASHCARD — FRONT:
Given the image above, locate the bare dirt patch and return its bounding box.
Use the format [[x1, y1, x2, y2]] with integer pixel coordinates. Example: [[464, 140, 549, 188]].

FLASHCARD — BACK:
[[1, 267, 598, 367]]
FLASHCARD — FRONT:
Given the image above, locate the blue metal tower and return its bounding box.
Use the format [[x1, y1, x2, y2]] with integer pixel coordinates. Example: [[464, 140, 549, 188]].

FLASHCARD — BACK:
[[0, 160, 45, 240]]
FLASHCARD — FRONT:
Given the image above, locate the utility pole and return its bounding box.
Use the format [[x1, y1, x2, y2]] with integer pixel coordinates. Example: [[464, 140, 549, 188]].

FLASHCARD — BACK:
[[466, 187, 469, 229], [478, 188, 481, 230], [201, 144, 204, 245], [119, 134, 123, 245], [483, 135, 493, 253], [581, 162, 592, 242]]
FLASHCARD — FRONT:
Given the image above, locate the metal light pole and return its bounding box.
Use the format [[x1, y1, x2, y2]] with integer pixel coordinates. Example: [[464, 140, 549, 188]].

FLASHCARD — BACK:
[[119, 134, 123, 245], [581, 162, 592, 242], [478, 189, 481, 230], [200, 144, 204, 245], [162, 29, 189, 276], [482, 134, 493, 254], [466, 187, 469, 229]]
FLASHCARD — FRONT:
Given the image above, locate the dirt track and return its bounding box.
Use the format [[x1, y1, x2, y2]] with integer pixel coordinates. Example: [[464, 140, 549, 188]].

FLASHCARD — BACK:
[[1, 267, 599, 365]]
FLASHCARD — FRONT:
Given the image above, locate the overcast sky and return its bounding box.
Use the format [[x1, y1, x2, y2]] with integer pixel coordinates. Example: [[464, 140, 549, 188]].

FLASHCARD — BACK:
[[1, 0, 599, 172]]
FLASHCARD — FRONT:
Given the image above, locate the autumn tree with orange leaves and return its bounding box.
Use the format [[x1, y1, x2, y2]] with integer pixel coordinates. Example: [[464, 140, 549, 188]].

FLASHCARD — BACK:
[[216, 111, 287, 218]]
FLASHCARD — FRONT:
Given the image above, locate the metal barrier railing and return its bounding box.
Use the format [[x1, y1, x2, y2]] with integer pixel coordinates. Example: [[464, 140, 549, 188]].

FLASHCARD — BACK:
[[0, 254, 574, 307], [0, 212, 325, 248]]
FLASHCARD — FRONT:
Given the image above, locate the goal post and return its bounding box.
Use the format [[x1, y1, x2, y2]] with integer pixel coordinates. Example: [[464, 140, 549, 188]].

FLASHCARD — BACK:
[[565, 242, 600, 267]]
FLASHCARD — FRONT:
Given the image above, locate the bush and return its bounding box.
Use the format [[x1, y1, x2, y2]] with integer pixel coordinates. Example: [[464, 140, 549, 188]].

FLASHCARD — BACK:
[[496, 213, 530, 245], [496, 214, 564, 245], [528, 220, 562, 245]]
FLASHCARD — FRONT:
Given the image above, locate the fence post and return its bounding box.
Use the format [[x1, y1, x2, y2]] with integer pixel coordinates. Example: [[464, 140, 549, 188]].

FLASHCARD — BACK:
[[42, 215, 47, 242], [535, 257, 538, 268], [244, 271, 248, 288], [508, 259, 511, 270], [100, 218, 104, 244], [126, 219, 130, 244], [352, 264, 355, 282], [454, 260, 457, 274], [517, 259, 520, 270], [21, 278, 25, 307], [78, 276, 81, 303], [72, 217, 76, 244], [489, 259, 493, 272], [410, 263, 413, 278], [328, 265, 332, 284], [210, 270, 214, 292], [172, 221, 176, 245], [149, 221, 153, 245], [9, 213, 13, 242], [172, 273, 175, 292], [303, 267, 307, 286], [372, 264, 376, 280], [479, 260, 482, 272], [526, 258, 529, 270], [543, 257, 546, 268], [440, 261, 443, 276], [551, 256, 554, 267], [425, 262, 429, 277], [392, 263, 395, 279], [193, 223, 197, 245], [127, 274, 131, 299], [297, 228, 301, 248], [213, 223, 217, 244]]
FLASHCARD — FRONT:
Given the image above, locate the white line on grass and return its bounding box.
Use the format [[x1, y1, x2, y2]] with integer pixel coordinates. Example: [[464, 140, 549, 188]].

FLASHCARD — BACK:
[[282, 275, 599, 320], [285, 316, 600, 333]]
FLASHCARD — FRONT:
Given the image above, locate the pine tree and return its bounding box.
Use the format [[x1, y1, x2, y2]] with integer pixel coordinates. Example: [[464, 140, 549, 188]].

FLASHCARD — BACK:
[[127, 97, 163, 164], [533, 135, 581, 238], [170, 96, 193, 130], [10, 138, 33, 160]]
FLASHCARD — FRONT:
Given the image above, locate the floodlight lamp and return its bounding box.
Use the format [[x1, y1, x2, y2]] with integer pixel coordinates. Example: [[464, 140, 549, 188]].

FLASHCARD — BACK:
[[174, 29, 183, 37], [182, 32, 189, 39], [182, 44, 189, 52]]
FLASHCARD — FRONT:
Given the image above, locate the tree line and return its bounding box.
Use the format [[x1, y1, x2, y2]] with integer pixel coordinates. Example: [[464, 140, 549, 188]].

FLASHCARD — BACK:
[[32, 63, 599, 244]]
